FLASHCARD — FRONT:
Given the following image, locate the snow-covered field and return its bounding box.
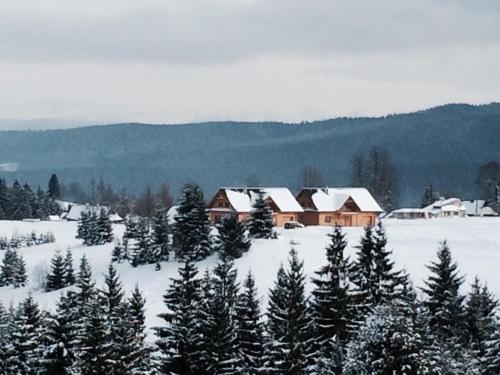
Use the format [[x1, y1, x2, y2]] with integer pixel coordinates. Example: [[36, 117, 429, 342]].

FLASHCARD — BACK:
[[0, 217, 499, 339]]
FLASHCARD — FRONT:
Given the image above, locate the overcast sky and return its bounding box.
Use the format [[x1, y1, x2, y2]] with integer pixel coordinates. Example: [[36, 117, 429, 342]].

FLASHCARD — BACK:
[[1, 0, 499, 125]]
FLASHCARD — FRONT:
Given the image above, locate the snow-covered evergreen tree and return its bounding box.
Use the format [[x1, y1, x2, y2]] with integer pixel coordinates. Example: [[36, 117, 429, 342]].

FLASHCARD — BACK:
[[13, 251, 28, 288], [236, 271, 264, 373], [76, 210, 90, 241], [40, 292, 78, 374], [155, 256, 202, 374], [151, 203, 170, 262], [247, 191, 274, 239], [216, 215, 251, 259], [483, 319, 500, 375], [421, 241, 465, 341], [173, 183, 212, 260], [96, 208, 114, 244], [130, 218, 151, 267], [344, 304, 423, 375], [266, 248, 315, 374], [0, 247, 17, 286], [46, 250, 67, 291], [310, 226, 351, 373]]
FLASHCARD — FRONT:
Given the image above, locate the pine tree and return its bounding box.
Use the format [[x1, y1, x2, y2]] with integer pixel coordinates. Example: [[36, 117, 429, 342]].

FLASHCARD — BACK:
[[236, 271, 264, 373], [172, 183, 212, 260], [151, 204, 170, 262], [266, 248, 315, 374], [76, 210, 90, 241], [96, 208, 113, 244], [0, 247, 17, 286], [46, 250, 67, 292], [13, 250, 28, 288], [111, 240, 125, 263], [75, 255, 95, 308], [421, 183, 438, 208], [48, 174, 61, 199], [483, 320, 500, 375], [350, 226, 377, 321], [204, 254, 242, 374], [86, 210, 99, 246], [344, 304, 423, 375], [130, 219, 151, 267], [310, 226, 352, 373], [64, 249, 76, 286], [216, 215, 251, 259], [247, 191, 274, 239], [155, 256, 203, 374], [127, 285, 154, 374], [8, 295, 44, 374], [41, 292, 78, 374], [421, 241, 465, 342], [465, 277, 498, 358]]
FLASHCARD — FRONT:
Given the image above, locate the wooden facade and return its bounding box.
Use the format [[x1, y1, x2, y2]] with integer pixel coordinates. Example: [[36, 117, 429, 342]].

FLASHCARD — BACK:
[[296, 188, 380, 227], [207, 188, 302, 227]]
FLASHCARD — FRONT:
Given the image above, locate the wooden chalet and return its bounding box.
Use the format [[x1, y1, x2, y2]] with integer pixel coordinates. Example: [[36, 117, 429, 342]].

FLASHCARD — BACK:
[[296, 187, 382, 226], [207, 187, 304, 227]]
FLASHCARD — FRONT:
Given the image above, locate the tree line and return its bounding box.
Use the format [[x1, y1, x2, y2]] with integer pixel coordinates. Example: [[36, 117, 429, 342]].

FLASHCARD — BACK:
[[1, 223, 499, 374]]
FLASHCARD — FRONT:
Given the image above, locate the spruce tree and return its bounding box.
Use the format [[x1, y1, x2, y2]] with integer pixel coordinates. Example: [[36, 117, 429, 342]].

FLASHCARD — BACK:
[[0, 247, 17, 286], [155, 256, 203, 374], [421, 241, 465, 341], [216, 215, 251, 259], [48, 174, 61, 199], [96, 208, 113, 244], [350, 226, 377, 321], [86, 210, 99, 246], [13, 250, 28, 288], [130, 218, 151, 267], [46, 250, 67, 292], [8, 295, 44, 374], [111, 240, 125, 263], [421, 183, 438, 208], [64, 249, 76, 286], [344, 304, 423, 375], [236, 271, 264, 373], [310, 226, 352, 373], [76, 210, 90, 242], [151, 204, 170, 262], [41, 292, 78, 374], [266, 249, 315, 374], [483, 321, 500, 375], [247, 191, 274, 239], [173, 183, 212, 260], [465, 277, 498, 358], [203, 254, 242, 374]]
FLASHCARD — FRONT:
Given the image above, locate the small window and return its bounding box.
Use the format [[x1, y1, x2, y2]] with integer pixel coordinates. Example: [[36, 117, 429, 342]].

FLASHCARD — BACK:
[[325, 216, 332, 223]]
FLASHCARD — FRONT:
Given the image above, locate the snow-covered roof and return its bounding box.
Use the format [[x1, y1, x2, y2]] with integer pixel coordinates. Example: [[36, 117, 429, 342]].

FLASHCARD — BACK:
[[61, 203, 106, 221], [302, 187, 383, 212], [423, 197, 466, 213], [48, 215, 60, 221], [462, 200, 486, 216], [221, 188, 303, 213], [391, 208, 426, 213], [109, 213, 124, 222], [481, 206, 498, 216]]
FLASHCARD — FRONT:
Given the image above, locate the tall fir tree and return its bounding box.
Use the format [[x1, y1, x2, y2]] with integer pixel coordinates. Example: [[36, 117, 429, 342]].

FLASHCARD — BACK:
[[216, 215, 251, 259], [247, 191, 274, 239], [173, 183, 212, 260], [236, 271, 264, 373], [310, 226, 352, 374], [421, 183, 438, 208], [130, 218, 151, 267], [48, 174, 61, 199], [151, 204, 170, 262], [46, 250, 67, 292], [483, 319, 500, 375], [421, 241, 465, 342], [0, 247, 18, 286], [155, 256, 203, 374], [76, 210, 90, 242], [96, 208, 113, 244], [266, 249, 315, 374], [64, 249, 76, 286]]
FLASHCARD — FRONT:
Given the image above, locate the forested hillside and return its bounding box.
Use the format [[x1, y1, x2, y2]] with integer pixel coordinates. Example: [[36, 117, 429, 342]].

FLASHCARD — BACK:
[[1, 103, 499, 206]]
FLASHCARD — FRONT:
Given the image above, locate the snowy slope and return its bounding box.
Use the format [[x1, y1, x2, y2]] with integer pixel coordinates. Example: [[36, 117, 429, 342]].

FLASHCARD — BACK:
[[0, 217, 499, 340]]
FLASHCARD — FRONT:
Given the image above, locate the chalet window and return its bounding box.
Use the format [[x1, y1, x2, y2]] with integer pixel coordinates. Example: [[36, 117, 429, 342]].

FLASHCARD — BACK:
[[325, 216, 332, 223]]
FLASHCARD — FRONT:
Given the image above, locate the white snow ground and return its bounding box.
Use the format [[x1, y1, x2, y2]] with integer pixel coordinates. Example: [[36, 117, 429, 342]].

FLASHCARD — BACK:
[[0, 217, 499, 340]]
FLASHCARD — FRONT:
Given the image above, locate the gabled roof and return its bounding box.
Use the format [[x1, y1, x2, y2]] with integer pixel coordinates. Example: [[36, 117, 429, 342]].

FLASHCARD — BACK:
[[423, 197, 466, 213], [218, 187, 304, 213], [299, 187, 383, 212], [462, 200, 486, 216]]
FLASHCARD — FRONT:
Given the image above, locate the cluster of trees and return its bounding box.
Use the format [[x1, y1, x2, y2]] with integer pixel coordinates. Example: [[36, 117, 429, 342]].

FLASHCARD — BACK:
[[111, 184, 268, 269], [76, 209, 114, 246], [351, 145, 398, 211], [0, 230, 55, 250], [0, 259, 152, 374], [155, 224, 500, 374], [0, 177, 60, 220], [0, 247, 27, 288], [44, 250, 76, 292]]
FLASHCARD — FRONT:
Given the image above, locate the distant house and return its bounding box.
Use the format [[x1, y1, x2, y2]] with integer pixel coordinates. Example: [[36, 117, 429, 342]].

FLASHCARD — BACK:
[[295, 187, 383, 227], [207, 187, 303, 227], [462, 200, 498, 217], [389, 208, 429, 220], [60, 202, 122, 222], [423, 197, 466, 218]]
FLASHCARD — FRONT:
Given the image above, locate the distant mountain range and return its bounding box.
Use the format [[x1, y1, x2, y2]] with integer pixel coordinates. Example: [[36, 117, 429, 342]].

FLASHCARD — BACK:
[[0, 103, 499, 207]]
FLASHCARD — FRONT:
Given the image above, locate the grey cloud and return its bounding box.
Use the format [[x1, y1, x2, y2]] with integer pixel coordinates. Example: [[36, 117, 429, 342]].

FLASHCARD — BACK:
[[0, 0, 499, 64]]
